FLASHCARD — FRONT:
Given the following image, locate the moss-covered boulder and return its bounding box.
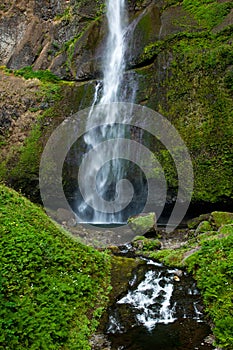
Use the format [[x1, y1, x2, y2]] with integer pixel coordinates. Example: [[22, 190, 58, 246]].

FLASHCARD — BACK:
[[132, 235, 161, 251], [218, 223, 233, 235], [195, 220, 213, 234], [128, 212, 157, 235], [187, 214, 211, 229], [211, 211, 233, 228]]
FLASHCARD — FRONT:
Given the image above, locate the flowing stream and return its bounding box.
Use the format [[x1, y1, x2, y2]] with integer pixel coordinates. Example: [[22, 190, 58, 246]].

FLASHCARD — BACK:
[[103, 256, 214, 350]]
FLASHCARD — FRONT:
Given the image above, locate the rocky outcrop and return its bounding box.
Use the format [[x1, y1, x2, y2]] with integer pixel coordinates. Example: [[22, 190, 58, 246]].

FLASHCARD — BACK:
[[0, 0, 201, 80]]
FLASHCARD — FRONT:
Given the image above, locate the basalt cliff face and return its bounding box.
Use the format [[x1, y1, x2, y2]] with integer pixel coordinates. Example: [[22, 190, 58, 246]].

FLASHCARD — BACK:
[[0, 0, 232, 206]]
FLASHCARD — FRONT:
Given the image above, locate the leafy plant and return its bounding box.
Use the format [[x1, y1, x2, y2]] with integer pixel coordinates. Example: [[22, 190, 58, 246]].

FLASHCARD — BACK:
[[14, 66, 61, 83]]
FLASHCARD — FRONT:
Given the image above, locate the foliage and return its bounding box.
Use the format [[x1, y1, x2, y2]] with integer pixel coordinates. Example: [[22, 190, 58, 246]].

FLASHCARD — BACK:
[[150, 248, 189, 268], [132, 237, 161, 252], [211, 211, 233, 228], [182, 0, 233, 29], [0, 184, 111, 349], [158, 29, 233, 202], [8, 124, 42, 200], [186, 233, 233, 349], [14, 66, 61, 84]]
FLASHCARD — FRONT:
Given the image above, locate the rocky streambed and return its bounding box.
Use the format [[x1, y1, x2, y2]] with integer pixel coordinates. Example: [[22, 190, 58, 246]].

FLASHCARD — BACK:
[[57, 210, 233, 349]]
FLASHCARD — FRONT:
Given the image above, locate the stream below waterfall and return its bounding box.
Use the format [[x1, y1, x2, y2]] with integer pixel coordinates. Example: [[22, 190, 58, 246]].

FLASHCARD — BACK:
[[100, 254, 214, 350]]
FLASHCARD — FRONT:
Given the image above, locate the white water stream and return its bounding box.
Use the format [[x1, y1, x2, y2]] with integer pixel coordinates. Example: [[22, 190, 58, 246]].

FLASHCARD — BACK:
[[106, 260, 204, 335]]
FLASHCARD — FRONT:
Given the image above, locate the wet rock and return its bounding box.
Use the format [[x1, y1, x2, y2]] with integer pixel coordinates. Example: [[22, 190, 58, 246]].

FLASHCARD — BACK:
[[70, 18, 105, 81], [127, 3, 161, 67], [89, 333, 111, 350], [173, 275, 180, 282], [108, 245, 121, 254], [174, 269, 183, 277], [109, 256, 146, 302], [159, 5, 199, 39]]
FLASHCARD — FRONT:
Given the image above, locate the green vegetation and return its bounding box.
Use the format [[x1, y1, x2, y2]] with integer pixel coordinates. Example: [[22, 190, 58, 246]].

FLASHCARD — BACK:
[[8, 124, 43, 200], [183, 0, 232, 29], [138, 26, 233, 203], [14, 66, 61, 83], [132, 236, 161, 252], [186, 233, 233, 349], [162, 30, 233, 202], [128, 213, 156, 235], [54, 6, 72, 22], [0, 184, 111, 349]]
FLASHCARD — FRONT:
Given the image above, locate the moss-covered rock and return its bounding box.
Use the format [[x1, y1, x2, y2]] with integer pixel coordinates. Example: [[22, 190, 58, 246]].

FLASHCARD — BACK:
[[128, 212, 157, 235], [127, 3, 161, 67], [195, 220, 213, 234], [132, 236, 161, 251], [211, 211, 233, 228], [187, 213, 211, 229], [218, 223, 233, 235]]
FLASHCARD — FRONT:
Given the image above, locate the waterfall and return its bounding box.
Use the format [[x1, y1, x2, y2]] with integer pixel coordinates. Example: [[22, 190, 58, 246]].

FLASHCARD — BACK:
[[76, 0, 137, 224]]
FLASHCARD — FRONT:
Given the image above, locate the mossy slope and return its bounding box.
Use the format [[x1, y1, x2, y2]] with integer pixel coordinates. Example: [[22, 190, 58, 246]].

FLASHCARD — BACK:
[[0, 184, 110, 349]]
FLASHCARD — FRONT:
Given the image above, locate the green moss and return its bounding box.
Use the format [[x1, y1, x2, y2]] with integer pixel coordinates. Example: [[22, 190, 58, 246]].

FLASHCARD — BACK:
[[157, 31, 233, 203], [54, 6, 72, 22], [197, 231, 219, 243], [8, 124, 42, 199], [132, 237, 161, 252], [136, 26, 233, 204], [188, 213, 211, 229], [219, 224, 233, 235], [0, 184, 111, 349], [196, 220, 212, 233], [211, 211, 233, 228], [150, 248, 188, 268], [128, 213, 156, 234], [14, 66, 61, 83], [186, 232, 233, 349], [183, 0, 233, 29]]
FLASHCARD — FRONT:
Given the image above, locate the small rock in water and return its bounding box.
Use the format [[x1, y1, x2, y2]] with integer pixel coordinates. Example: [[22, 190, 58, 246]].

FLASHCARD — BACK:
[[174, 269, 183, 277], [173, 275, 180, 282]]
